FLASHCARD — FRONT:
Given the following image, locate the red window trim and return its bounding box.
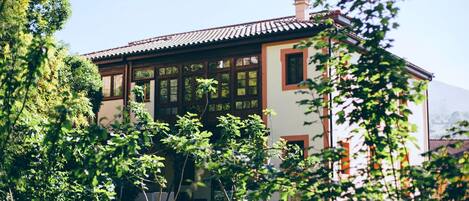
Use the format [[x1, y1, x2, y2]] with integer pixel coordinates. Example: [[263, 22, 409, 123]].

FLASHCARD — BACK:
[[280, 48, 308, 91], [339, 140, 350, 174], [280, 134, 309, 159]]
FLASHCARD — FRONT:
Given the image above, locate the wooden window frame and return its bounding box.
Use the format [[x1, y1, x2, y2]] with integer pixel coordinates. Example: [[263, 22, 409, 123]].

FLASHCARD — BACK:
[[281, 134, 309, 159], [101, 73, 124, 101], [156, 64, 181, 119], [280, 48, 308, 91], [339, 140, 350, 175], [153, 54, 262, 121]]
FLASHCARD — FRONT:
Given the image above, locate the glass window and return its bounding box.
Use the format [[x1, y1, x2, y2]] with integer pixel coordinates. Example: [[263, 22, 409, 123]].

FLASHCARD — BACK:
[[134, 67, 154, 80], [102, 76, 111, 97], [211, 73, 230, 99], [286, 53, 304, 85], [113, 74, 123, 97], [236, 56, 259, 67], [159, 66, 178, 76], [209, 59, 232, 71], [102, 74, 124, 99], [208, 103, 231, 112], [183, 63, 204, 73], [170, 79, 178, 102], [184, 76, 204, 102], [220, 73, 230, 98], [160, 107, 178, 116], [237, 72, 246, 96], [286, 140, 305, 158], [235, 100, 258, 110], [159, 80, 168, 103], [236, 71, 257, 96], [159, 79, 178, 104]]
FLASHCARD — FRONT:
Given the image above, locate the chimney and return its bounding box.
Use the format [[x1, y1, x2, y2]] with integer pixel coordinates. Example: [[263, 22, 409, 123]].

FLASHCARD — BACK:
[[294, 0, 310, 21]]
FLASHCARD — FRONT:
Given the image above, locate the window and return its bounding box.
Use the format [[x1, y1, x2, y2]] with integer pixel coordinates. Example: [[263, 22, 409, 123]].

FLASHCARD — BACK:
[[159, 79, 178, 104], [136, 81, 151, 102], [281, 49, 307, 90], [235, 56, 259, 67], [235, 100, 258, 110], [102, 74, 123, 99], [286, 53, 304, 85], [133, 67, 154, 81], [236, 71, 257, 96], [209, 59, 232, 71], [184, 76, 204, 102], [211, 73, 230, 99], [102, 76, 111, 97], [158, 66, 178, 76], [339, 141, 350, 174], [183, 63, 204, 73], [281, 135, 309, 159]]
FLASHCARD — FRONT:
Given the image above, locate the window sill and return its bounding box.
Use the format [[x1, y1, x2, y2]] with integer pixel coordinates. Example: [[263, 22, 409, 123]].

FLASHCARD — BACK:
[[103, 96, 123, 101]]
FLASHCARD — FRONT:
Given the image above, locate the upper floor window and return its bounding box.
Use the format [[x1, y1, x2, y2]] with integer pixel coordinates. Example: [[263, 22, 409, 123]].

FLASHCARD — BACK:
[[183, 63, 204, 73], [158, 66, 178, 76], [133, 67, 154, 81], [281, 49, 307, 90], [159, 79, 178, 104], [286, 53, 304, 85], [209, 59, 232, 71], [102, 74, 123, 99], [236, 56, 259, 67], [281, 135, 309, 160], [236, 71, 257, 96]]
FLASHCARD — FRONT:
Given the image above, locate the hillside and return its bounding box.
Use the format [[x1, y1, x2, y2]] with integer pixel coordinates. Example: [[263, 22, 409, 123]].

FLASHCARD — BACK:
[[428, 80, 469, 139]]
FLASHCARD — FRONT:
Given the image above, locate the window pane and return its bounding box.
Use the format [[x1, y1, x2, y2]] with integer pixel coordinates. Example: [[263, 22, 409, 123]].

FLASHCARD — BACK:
[[184, 78, 193, 102], [243, 57, 251, 66], [144, 82, 151, 101], [159, 66, 178, 76], [236, 58, 243, 66], [102, 76, 111, 97], [113, 74, 123, 97], [251, 56, 259, 64], [183, 63, 204, 73], [134, 68, 154, 80], [170, 79, 178, 102], [209, 59, 231, 71], [286, 53, 304, 85], [286, 140, 305, 158], [159, 80, 168, 103]]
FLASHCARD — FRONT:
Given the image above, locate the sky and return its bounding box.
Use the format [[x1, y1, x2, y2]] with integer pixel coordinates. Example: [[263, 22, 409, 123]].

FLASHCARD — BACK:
[[55, 0, 469, 90]]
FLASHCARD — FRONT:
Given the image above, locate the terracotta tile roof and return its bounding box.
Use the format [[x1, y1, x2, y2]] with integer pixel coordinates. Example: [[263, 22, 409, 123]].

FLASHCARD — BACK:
[[83, 11, 333, 60], [429, 139, 469, 157]]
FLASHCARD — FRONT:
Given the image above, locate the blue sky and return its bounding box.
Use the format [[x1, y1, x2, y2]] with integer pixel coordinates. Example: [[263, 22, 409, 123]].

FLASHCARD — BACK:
[[56, 0, 469, 90]]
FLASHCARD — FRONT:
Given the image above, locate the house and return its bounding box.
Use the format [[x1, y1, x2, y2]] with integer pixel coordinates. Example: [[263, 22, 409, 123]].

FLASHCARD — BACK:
[[84, 0, 432, 200]]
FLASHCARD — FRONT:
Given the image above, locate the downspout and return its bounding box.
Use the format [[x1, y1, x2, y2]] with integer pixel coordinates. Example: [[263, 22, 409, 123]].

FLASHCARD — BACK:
[[328, 33, 334, 149], [425, 89, 430, 160]]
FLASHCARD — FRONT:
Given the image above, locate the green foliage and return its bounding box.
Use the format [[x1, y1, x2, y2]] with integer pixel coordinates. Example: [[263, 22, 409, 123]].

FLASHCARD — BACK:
[[63, 54, 103, 114]]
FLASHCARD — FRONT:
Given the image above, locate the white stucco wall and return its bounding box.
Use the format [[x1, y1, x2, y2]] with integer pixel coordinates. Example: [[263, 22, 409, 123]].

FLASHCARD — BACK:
[[98, 99, 123, 126], [407, 79, 429, 165], [263, 40, 325, 155], [330, 52, 430, 175]]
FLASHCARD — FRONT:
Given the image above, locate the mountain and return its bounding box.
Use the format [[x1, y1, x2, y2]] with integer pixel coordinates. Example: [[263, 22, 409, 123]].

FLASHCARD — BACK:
[[428, 80, 469, 139]]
